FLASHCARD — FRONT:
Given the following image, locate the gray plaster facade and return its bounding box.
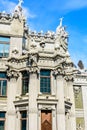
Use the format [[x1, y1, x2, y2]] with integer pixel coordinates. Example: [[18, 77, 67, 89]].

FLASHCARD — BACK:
[[0, 1, 86, 130]]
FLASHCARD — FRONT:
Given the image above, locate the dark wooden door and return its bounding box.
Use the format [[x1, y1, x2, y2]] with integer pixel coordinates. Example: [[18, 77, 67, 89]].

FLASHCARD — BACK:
[[41, 110, 52, 130]]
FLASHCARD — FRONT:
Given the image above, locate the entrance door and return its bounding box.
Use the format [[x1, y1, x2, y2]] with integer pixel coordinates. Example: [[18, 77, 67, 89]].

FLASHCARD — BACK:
[[41, 110, 52, 130]]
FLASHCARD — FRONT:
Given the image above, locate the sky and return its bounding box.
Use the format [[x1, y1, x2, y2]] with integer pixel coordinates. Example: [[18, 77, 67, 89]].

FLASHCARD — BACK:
[[0, 0, 87, 68]]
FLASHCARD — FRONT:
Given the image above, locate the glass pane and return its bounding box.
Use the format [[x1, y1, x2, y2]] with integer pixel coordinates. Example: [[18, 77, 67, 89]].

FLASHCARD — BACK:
[[0, 44, 4, 57], [0, 36, 10, 42], [21, 111, 27, 118], [22, 120, 26, 130], [22, 71, 29, 77], [40, 70, 50, 76], [0, 73, 7, 78], [2, 81, 7, 96], [22, 71, 29, 95], [0, 121, 4, 130], [22, 79, 28, 94], [0, 112, 5, 118], [40, 77, 50, 93], [0, 36, 10, 57], [4, 44, 9, 57], [0, 81, 2, 96]]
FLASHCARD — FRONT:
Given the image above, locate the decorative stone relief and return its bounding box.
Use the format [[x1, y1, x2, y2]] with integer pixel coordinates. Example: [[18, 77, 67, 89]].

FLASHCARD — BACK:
[[12, 0, 24, 22], [52, 67, 65, 78], [28, 67, 39, 74], [64, 74, 74, 81], [73, 86, 81, 98], [7, 70, 19, 79], [30, 39, 37, 49], [0, 12, 11, 23], [76, 124, 84, 130]]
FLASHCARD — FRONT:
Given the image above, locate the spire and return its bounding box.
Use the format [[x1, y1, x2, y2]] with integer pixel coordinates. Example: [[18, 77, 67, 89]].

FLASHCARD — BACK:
[[59, 17, 63, 27]]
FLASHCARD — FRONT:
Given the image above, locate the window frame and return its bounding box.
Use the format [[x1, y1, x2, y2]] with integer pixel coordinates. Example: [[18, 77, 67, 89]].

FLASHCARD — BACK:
[[0, 36, 10, 58], [20, 111, 27, 130], [0, 112, 6, 130], [22, 71, 29, 95], [0, 72, 7, 97], [40, 69, 51, 94]]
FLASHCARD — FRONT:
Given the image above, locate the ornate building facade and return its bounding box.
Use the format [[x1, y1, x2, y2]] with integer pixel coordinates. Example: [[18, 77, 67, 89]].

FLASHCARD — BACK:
[[0, 1, 87, 130]]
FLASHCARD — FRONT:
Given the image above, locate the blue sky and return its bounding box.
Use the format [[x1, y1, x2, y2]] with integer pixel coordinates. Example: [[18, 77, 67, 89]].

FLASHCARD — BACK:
[[0, 0, 87, 68]]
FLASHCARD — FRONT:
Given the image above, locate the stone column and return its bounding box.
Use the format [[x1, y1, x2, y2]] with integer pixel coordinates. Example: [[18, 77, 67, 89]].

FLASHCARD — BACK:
[[65, 76, 76, 130], [28, 72, 38, 130], [6, 70, 19, 130], [56, 75, 65, 130]]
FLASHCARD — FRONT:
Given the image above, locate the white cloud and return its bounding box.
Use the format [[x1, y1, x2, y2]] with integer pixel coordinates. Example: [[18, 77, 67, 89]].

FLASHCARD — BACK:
[[0, 0, 16, 13], [43, 0, 87, 13], [64, 0, 87, 11], [23, 7, 36, 19], [0, 0, 36, 19]]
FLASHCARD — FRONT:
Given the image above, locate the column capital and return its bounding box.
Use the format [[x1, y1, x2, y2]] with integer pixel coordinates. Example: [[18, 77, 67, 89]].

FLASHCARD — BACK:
[[52, 67, 65, 78], [64, 74, 74, 82], [7, 69, 19, 80]]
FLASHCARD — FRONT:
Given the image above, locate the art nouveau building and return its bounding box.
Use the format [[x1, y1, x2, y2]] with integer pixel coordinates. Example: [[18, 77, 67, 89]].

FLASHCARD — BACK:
[[0, 2, 87, 130]]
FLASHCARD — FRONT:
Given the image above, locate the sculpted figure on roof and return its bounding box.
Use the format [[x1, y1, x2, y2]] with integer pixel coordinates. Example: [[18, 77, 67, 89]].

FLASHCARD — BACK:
[[14, 0, 24, 17], [55, 17, 68, 51]]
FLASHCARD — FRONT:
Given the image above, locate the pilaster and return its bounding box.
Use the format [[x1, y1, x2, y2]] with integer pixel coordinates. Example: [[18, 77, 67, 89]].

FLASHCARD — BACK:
[[6, 70, 19, 130], [56, 75, 65, 130], [65, 75, 76, 130], [28, 72, 38, 130]]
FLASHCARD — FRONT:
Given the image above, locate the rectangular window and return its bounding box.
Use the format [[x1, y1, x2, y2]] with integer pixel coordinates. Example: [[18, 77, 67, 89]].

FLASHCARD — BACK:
[[40, 69, 51, 94], [22, 71, 29, 95], [20, 111, 27, 130], [0, 36, 10, 58], [0, 73, 7, 96], [0, 112, 5, 130]]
